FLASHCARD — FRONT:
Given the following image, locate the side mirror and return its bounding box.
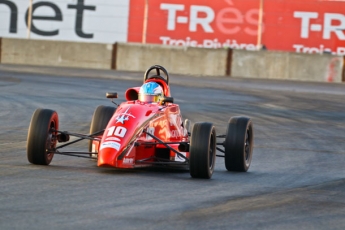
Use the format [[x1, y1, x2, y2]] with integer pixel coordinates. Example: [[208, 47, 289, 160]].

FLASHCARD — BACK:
[[106, 92, 118, 99]]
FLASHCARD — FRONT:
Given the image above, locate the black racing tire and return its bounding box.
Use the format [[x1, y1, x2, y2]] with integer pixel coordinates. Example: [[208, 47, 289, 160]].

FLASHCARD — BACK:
[[224, 116, 253, 172], [27, 109, 59, 165], [88, 105, 116, 152], [189, 122, 216, 179]]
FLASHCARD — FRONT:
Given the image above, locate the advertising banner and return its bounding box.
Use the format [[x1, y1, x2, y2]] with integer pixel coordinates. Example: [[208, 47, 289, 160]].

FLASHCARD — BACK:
[[128, 0, 345, 54], [0, 0, 130, 43], [263, 0, 345, 55], [0, 0, 344, 54], [128, 0, 262, 50]]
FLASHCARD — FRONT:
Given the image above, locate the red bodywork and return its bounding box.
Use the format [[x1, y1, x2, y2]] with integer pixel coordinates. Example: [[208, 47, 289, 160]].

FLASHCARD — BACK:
[[92, 79, 189, 168]]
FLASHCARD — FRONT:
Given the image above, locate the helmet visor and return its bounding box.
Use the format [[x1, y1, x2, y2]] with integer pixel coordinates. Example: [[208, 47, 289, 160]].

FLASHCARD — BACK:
[[138, 94, 161, 103]]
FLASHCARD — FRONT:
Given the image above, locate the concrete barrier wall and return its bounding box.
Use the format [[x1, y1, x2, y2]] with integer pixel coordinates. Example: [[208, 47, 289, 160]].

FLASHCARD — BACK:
[[115, 42, 228, 76], [1, 38, 113, 69], [342, 56, 345, 82], [231, 50, 344, 83], [0, 38, 344, 82]]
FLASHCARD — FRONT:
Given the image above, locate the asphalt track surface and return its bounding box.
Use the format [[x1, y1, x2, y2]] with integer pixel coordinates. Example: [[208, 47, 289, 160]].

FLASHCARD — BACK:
[[1, 64, 345, 230]]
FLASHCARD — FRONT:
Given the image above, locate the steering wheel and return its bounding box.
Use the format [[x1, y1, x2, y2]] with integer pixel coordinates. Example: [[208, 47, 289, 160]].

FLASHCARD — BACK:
[[143, 65, 169, 85]]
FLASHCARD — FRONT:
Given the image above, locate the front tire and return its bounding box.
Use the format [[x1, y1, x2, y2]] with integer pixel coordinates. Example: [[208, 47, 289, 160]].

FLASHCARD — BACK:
[[189, 122, 216, 179], [88, 105, 116, 152], [27, 109, 59, 165], [224, 116, 253, 172]]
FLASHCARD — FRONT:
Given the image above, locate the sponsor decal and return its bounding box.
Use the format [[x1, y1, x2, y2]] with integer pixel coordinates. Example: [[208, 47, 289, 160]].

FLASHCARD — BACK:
[[168, 113, 181, 138], [169, 114, 178, 126], [101, 126, 127, 151], [146, 127, 155, 140], [115, 106, 135, 125], [100, 141, 121, 151], [170, 129, 179, 138], [175, 152, 186, 162], [123, 158, 134, 164], [105, 137, 121, 142]]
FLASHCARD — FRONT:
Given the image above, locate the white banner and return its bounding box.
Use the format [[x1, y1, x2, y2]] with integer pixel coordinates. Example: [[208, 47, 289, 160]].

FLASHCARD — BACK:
[[0, 0, 130, 43]]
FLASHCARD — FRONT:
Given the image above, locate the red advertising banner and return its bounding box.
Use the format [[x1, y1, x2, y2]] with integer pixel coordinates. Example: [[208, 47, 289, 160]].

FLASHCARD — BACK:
[[263, 0, 345, 55], [128, 0, 345, 54], [128, 0, 261, 50]]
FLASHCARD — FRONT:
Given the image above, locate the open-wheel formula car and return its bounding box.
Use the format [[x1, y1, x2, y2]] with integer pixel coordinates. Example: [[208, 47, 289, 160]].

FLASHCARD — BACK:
[[27, 65, 254, 179]]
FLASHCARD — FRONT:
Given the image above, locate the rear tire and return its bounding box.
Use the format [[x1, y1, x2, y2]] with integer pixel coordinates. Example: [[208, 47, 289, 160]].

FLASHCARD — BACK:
[[88, 105, 116, 152], [27, 109, 59, 165], [224, 116, 253, 172], [189, 122, 216, 179]]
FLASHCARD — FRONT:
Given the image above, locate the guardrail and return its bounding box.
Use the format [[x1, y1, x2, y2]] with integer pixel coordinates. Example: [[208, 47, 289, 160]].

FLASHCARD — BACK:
[[0, 38, 344, 83]]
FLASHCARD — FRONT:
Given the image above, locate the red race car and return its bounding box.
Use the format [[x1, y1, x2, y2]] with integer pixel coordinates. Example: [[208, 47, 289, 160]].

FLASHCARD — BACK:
[[27, 65, 254, 179]]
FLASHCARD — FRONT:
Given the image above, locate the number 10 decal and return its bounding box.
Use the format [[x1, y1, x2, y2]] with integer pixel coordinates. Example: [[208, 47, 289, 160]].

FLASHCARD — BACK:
[[107, 126, 127, 138]]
